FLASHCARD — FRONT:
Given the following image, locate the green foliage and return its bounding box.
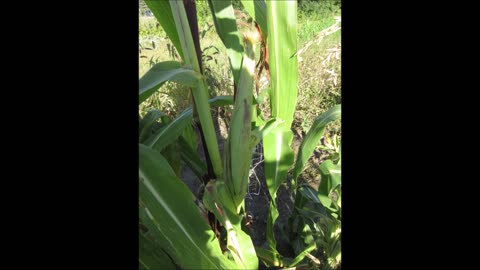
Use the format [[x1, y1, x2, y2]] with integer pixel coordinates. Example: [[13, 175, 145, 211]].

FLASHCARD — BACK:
[[139, 144, 240, 269], [139, 0, 341, 268], [293, 105, 341, 183], [299, 0, 341, 20]]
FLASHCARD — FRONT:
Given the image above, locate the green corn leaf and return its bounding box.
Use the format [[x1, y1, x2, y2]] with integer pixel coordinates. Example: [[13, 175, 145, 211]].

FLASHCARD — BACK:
[[225, 223, 258, 270], [240, 0, 268, 38], [202, 180, 258, 269], [288, 243, 317, 267], [139, 231, 176, 270], [266, 0, 298, 125], [262, 0, 298, 258], [178, 136, 207, 180], [139, 110, 165, 143], [208, 0, 244, 86], [264, 199, 283, 266], [144, 0, 184, 60], [296, 206, 331, 223], [263, 127, 294, 256], [139, 144, 239, 269], [143, 108, 192, 152], [263, 126, 294, 197], [318, 160, 341, 216], [209, 95, 234, 107], [161, 142, 182, 178], [319, 159, 341, 191], [139, 61, 202, 104], [293, 105, 341, 181], [181, 119, 197, 152], [318, 159, 341, 198], [170, 0, 223, 178], [141, 95, 234, 152], [298, 184, 322, 205], [255, 246, 284, 268], [169, 0, 201, 73]]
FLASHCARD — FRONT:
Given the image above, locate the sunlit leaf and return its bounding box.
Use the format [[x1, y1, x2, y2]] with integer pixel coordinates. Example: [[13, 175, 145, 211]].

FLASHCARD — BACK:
[[139, 61, 201, 104], [293, 105, 341, 181], [139, 144, 239, 269], [208, 0, 244, 86]]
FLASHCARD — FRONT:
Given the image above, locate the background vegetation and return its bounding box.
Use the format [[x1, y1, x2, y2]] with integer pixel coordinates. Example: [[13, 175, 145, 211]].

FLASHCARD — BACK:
[[139, 0, 341, 132]]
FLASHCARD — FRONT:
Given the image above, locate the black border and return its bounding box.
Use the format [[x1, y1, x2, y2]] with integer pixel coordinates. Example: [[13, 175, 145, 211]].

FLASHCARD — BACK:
[[9, 0, 463, 268], [9, 1, 140, 267]]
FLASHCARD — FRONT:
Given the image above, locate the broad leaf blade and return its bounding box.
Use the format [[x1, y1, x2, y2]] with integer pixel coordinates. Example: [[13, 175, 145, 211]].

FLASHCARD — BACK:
[[139, 110, 165, 143], [288, 243, 317, 267], [263, 0, 298, 259], [208, 0, 244, 86], [181, 118, 197, 151], [144, 0, 184, 60], [319, 159, 341, 190], [202, 180, 258, 269], [264, 127, 294, 198], [209, 95, 234, 107], [139, 144, 238, 269], [178, 136, 207, 180], [298, 184, 322, 205], [318, 159, 342, 197], [266, 0, 298, 125], [161, 142, 182, 177], [139, 61, 201, 104], [265, 200, 282, 265], [293, 105, 341, 181], [318, 160, 341, 215], [143, 108, 192, 152], [255, 246, 284, 268], [263, 126, 294, 259], [139, 231, 176, 270]]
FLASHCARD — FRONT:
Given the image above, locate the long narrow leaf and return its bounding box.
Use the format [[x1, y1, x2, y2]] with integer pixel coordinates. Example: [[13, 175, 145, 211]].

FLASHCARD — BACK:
[[318, 159, 341, 214], [208, 0, 244, 86], [143, 108, 192, 152], [181, 118, 197, 151], [263, 127, 294, 255], [139, 144, 239, 269], [209, 95, 234, 107], [139, 61, 202, 104], [288, 243, 317, 267], [139, 231, 176, 270], [263, 0, 298, 259], [266, 0, 298, 124], [264, 128, 295, 197], [144, 0, 184, 60], [139, 110, 164, 143], [178, 136, 207, 180], [170, 0, 223, 178], [298, 184, 322, 205], [293, 105, 341, 181], [255, 246, 284, 268]]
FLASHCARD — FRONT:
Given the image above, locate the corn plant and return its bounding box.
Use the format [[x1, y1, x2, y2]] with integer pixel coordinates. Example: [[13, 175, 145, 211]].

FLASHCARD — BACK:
[[139, 0, 341, 269]]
